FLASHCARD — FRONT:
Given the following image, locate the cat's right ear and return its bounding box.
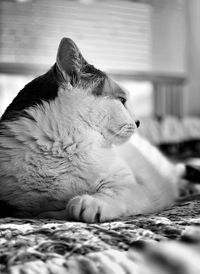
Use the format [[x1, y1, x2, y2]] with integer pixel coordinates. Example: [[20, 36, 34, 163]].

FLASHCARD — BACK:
[[56, 37, 87, 86]]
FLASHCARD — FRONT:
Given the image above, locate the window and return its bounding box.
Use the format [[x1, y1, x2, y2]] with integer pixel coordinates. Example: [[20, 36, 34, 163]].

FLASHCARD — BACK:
[[0, 0, 186, 117], [0, 0, 152, 72]]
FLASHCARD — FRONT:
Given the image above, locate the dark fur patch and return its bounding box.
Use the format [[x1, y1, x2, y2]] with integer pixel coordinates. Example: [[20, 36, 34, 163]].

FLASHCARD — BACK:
[[0, 63, 107, 122], [100, 76, 127, 101], [93, 78, 107, 96], [80, 64, 106, 95], [0, 201, 17, 217], [0, 65, 59, 122], [81, 64, 106, 80], [0, 61, 122, 124], [79, 64, 126, 100]]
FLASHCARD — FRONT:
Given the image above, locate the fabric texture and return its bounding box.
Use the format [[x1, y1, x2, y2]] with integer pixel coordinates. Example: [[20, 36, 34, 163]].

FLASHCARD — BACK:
[[1, 196, 200, 274]]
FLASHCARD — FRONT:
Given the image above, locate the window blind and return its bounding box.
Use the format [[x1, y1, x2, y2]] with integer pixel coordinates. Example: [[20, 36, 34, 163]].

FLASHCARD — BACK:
[[0, 0, 152, 73]]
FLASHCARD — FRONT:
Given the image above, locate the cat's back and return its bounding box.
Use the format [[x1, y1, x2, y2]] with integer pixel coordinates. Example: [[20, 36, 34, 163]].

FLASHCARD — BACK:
[[0, 66, 60, 185], [0, 66, 58, 123], [0, 66, 85, 215]]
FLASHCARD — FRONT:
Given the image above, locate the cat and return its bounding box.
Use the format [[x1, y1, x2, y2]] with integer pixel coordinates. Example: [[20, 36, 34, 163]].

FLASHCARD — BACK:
[[0, 38, 185, 222]]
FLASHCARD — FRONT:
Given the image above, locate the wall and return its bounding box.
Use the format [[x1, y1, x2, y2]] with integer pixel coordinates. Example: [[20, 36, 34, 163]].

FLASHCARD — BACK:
[[151, 0, 200, 116], [151, 0, 186, 74], [186, 0, 200, 116]]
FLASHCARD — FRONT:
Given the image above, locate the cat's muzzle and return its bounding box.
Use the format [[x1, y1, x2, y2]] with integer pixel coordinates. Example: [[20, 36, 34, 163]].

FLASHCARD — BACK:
[[118, 123, 136, 137]]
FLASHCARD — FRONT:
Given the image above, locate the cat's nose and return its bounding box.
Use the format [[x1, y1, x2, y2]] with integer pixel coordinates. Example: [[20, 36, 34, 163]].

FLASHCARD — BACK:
[[135, 120, 140, 128]]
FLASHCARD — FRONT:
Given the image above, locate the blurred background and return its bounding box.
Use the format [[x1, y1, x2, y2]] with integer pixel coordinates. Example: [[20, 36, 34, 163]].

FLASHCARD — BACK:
[[0, 0, 199, 119]]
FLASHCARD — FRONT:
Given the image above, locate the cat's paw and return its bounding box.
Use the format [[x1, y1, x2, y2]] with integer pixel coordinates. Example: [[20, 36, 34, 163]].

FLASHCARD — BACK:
[[66, 195, 102, 223]]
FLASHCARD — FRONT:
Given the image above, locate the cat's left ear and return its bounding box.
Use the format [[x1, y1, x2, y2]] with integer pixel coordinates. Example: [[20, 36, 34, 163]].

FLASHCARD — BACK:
[[56, 37, 87, 85]]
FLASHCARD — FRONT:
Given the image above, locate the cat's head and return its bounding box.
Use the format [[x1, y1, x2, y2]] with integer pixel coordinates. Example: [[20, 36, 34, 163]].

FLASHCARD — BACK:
[[55, 38, 140, 145], [1, 38, 139, 146]]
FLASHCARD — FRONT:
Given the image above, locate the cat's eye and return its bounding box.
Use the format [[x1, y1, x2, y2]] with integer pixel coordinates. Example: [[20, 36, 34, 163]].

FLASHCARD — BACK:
[[118, 97, 126, 105]]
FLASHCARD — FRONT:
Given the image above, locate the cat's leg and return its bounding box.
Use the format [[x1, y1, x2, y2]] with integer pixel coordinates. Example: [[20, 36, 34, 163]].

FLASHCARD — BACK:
[[66, 193, 132, 223], [66, 156, 179, 223], [66, 178, 175, 223], [37, 194, 126, 222], [65, 172, 159, 223]]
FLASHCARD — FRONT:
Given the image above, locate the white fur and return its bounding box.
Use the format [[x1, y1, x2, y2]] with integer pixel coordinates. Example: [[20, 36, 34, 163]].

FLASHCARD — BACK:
[[0, 84, 184, 221]]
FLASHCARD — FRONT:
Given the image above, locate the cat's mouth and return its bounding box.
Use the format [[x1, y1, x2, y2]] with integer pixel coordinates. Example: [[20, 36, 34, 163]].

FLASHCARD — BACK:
[[106, 124, 136, 144]]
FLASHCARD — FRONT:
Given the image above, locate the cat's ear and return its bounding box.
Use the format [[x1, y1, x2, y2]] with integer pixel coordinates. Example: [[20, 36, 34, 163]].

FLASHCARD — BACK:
[[56, 37, 87, 85]]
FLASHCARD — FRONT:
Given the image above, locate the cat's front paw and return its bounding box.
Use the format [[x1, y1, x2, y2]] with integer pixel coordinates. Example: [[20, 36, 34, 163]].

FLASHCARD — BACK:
[[66, 195, 102, 223]]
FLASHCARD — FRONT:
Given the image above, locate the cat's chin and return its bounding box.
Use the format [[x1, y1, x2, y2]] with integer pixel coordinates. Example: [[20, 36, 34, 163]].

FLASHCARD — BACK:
[[112, 135, 133, 146]]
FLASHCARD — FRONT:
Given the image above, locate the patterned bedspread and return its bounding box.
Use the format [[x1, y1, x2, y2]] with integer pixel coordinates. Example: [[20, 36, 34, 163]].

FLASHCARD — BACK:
[[0, 195, 200, 274], [1, 116, 200, 274]]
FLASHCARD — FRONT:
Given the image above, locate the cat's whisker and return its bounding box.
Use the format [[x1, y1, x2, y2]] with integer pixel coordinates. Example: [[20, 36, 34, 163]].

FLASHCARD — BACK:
[[118, 124, 136, 135], [107, 124, 136, 145]]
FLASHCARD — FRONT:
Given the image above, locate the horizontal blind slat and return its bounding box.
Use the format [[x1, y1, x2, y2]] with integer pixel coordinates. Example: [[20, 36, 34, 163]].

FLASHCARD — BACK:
[[0, 0, 152, 72]]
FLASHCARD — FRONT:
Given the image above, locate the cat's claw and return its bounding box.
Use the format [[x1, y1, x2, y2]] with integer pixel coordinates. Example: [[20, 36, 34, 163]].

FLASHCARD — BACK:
[[66, 195, 102, 223]]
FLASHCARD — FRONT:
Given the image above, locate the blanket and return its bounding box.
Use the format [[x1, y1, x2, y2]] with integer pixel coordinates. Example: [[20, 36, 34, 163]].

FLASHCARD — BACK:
[[1, 116, 200, 274], [1, 195, 200, 274]]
